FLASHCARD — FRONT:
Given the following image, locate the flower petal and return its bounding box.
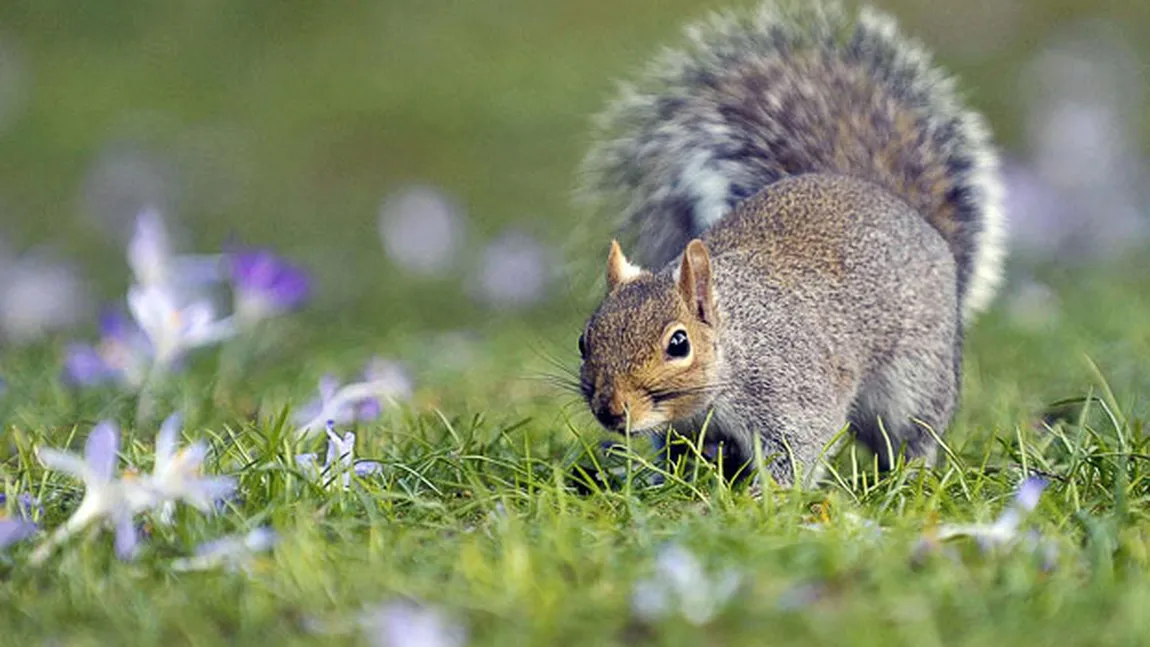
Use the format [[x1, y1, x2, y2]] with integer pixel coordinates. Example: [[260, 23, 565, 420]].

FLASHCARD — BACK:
[[1014, 477, 1048, 512], [127, 207, 172, 288], [84, 421, 121, 482], [355, 461, 382, 477], [113, 512, 140, 561], [155, 413, 182, 469], [0, 519, 37, 549], [63, 343, 113, 386], [36, 448, 88, 479]]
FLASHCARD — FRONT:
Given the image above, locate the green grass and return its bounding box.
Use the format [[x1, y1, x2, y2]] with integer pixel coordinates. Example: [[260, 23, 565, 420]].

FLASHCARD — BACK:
[[2, 0, 1150, 644], [2, 259, 1150, 646]]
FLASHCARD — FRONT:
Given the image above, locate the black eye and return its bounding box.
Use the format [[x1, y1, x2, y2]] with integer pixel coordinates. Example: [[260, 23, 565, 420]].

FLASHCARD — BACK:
[[666, 329, 690, 359], [578, 333, 587, 358]]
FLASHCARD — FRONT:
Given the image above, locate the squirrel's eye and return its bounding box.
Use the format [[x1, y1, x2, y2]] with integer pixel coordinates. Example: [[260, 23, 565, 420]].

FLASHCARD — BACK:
[[578, 333, 587, 359], [666, 329, 690, 359]]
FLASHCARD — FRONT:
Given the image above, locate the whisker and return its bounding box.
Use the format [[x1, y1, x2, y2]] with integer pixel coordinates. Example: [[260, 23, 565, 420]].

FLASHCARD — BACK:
[[648, 381, 731, 403], [525, 371, 584, 395]]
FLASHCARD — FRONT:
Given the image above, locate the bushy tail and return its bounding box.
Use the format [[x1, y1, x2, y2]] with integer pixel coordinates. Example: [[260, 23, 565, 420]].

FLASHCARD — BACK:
[[580, 2, 1004, 321]]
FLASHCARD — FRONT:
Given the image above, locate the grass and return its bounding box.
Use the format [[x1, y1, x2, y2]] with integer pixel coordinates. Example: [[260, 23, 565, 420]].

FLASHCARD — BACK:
[[2, 259, 1150, 646], [1, 0, 1150, 644]]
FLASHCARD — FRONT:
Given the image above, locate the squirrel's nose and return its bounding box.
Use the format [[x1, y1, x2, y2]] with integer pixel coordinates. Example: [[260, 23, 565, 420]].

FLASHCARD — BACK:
[[594, 407, 625, 430]]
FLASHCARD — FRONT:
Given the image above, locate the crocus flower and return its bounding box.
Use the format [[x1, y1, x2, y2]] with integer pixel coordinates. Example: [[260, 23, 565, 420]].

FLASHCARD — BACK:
[[132, 413, 236, 519], [0, 519, 37, 550], [228, 248, 311, 325], [936, 477, 1048, 550], [63, 309, 152, 388], [0, 491, 41, 550], [296, 421, 381, 490], [293, 359, 412, 438], [171, 527, 277, 573], [359, 600, 468, 647], [631, 544, 741, 626], [31, 421, 142, 563], [128, 207, 222, 295], [127, 284, 236, 369]]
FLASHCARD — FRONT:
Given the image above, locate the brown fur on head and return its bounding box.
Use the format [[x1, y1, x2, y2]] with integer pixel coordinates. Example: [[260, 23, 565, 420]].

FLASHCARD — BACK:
[[579, 239, 720, 433]]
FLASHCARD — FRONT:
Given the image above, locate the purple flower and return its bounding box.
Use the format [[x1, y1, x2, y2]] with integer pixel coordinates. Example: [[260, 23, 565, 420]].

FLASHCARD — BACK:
[[0, 519, 37, 550], [0, 492, 40, 549], [228, 248, 311, 324], [62, 308, 152, 388], [0, 492, 41, 521]]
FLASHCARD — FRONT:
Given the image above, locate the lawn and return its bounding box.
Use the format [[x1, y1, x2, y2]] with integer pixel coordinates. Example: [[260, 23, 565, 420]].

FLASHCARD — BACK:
[[2, 1, 1150, 645]]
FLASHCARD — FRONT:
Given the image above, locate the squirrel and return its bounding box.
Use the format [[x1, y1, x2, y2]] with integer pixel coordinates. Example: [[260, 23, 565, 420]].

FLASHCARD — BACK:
[[575, 2, 1005, 487]]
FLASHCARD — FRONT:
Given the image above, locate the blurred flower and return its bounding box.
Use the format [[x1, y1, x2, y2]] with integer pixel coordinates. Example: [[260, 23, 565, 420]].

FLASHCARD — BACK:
[[0, 492, 41, 521], [128, 284, 236, 370], [775, 580, 826, 612], [359, 600, 467, 647], [0, 250, 92, 345], [31, 421, 141, 563], [171, 527, 277, 573], [631, 544, 740, 626], [0, 491, 40, 549], [63, 309, 152, 388], [473, 230, 551, 309], [1014, 22, 1150, 261], [128, 207, 222, 295], [80, 145, 177, 240], [0, 519, 36, 550], [936, 477, 1048, 551], [293, 358, 412, 438], [1003, 277, 1061, 331], [378, 185, 466, 276], [297, 421, 381, 490], [132, 413, 236, 521], [228, 248, 311, 325]]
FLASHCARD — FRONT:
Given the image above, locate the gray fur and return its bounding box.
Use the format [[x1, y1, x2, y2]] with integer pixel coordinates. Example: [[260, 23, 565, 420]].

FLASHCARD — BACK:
[[580, 1, 1005, 322], [682, 175, 958, 485]]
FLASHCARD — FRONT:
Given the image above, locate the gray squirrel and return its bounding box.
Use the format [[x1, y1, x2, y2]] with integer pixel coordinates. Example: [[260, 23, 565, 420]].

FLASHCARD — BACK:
[[575, 2, 1005, 486]]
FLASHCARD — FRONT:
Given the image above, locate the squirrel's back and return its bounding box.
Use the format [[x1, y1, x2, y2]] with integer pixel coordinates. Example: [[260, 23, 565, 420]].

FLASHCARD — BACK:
[[581, 2, 1004, 321]]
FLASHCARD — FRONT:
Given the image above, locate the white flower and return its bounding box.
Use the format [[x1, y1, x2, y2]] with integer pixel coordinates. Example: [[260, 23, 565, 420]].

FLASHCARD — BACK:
[[0, 250, 92, 344], [127, 284, 236, 369], [293, 359, 412, 438], [31, 421, 142, 563], [128, 207, 222, 295], [937, 477, 1048, 550], [296, 421, 381, 490], [359, 600, 467, 647], [171, 527, 277, 573], [133, 413, 236, 520], [631, 544, 741, 626]]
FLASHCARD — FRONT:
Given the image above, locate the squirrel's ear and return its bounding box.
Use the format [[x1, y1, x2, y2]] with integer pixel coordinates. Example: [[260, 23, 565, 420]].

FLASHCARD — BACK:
[[678, 239, 715, 324], [606, 240, 644, 291]]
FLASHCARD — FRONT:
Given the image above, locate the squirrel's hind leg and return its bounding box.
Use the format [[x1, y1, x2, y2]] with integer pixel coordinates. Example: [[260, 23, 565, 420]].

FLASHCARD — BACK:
[[848, 341, 958, 472]]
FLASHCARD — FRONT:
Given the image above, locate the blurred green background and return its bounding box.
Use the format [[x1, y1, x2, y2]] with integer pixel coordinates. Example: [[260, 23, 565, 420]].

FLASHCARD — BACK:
[[0, 0, 1148, 395]]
